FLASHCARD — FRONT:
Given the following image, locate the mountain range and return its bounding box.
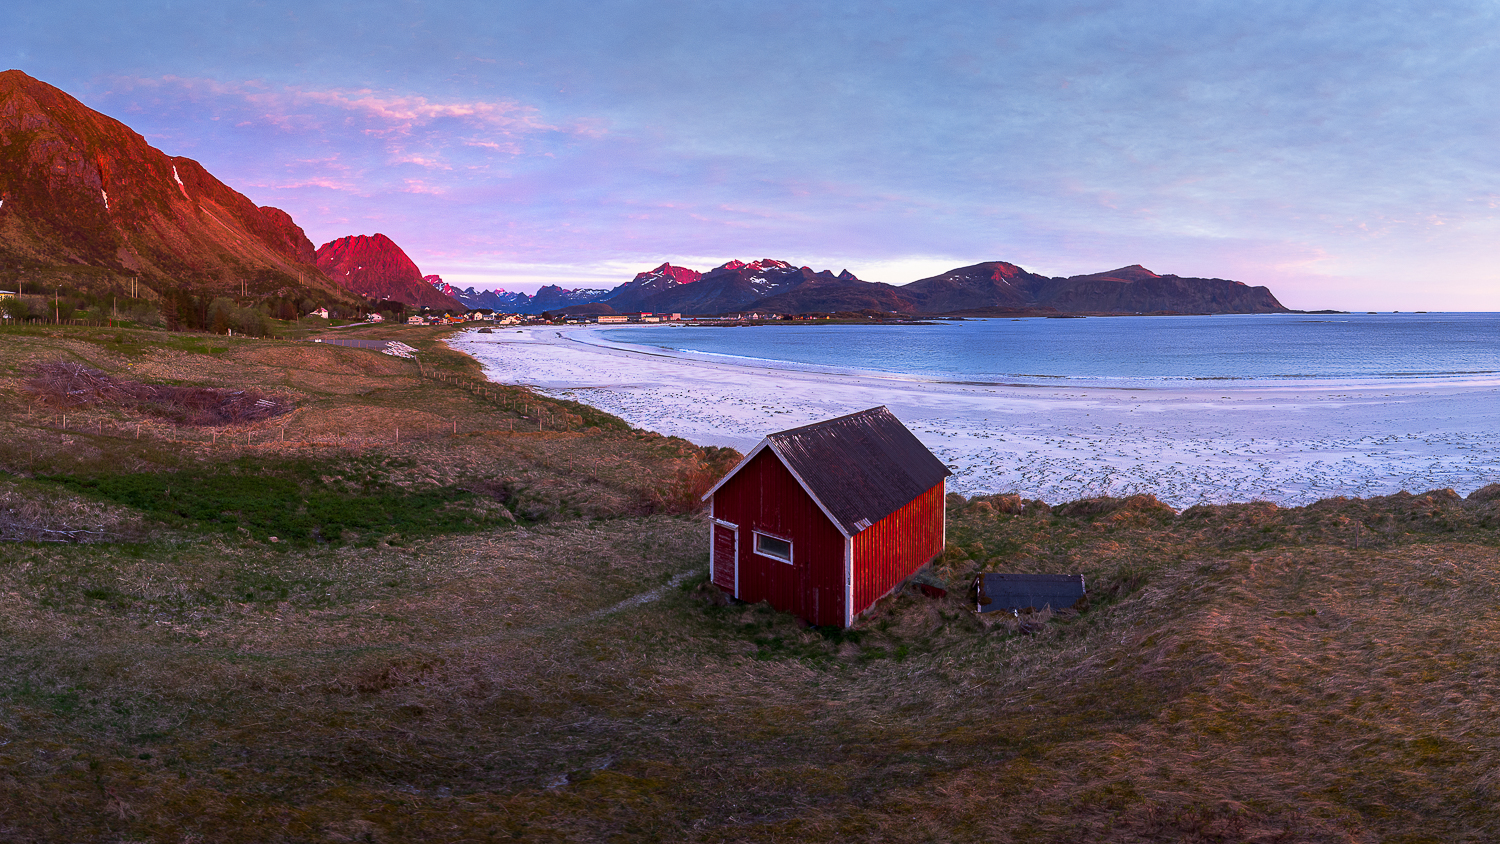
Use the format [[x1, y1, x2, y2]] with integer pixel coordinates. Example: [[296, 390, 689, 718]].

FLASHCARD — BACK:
[[2, 69, 1290, 318], [431, 258, 1288, 316]]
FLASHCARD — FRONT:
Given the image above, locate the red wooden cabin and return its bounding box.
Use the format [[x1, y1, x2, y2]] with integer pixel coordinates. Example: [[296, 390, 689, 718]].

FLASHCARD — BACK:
[[701, 406, 951, 627]]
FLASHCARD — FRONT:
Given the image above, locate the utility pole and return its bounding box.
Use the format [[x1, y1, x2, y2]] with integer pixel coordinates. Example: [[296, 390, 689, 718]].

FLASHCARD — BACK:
[[55, 288, 59, 324]]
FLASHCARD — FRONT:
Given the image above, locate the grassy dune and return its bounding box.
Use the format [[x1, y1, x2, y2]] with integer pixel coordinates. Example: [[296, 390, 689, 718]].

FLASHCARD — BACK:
[[1, 323, 1498, 842]]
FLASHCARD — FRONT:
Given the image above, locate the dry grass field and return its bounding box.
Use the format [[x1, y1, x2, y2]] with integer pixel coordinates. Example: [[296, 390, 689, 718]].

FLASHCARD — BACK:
[[1, 323, 1499, 842]]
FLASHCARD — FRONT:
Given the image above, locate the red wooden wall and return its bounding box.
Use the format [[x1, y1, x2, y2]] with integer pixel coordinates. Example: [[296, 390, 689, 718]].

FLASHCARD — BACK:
[[711, 523, 735, 590], [850, 481, 945, 618], [709, 449, 846, 627]]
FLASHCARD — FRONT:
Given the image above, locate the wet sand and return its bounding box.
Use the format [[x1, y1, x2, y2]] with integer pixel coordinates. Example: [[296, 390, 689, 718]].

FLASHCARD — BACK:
[[450, 326, 1500, 508]]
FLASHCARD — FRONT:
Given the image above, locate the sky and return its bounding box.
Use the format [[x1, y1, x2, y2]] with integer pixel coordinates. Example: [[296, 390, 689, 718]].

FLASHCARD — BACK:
[[5, 1, 1500, 309]]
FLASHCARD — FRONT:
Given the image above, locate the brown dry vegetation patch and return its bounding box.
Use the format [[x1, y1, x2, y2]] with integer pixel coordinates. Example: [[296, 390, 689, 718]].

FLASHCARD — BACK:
[[4, 484, 1500, 841], [5, 324, 1500, 841], [0, 326, 735, 522], [28, 361, 292, 425], [0, 479, 151, 543]]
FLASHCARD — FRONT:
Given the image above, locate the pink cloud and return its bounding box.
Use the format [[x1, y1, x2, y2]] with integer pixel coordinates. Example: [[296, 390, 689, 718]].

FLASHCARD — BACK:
[[106, 75, 597, 144], [401, 179, 447, 196], [295, 88, 553, 136]]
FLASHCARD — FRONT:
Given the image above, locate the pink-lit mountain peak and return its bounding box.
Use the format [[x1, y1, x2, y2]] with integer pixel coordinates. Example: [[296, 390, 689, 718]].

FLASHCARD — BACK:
[[316, 233, 463, 310], [424, 274, 466, 297], [712, 258, 794, 273], [631, 263, 703, 286], [1073, 264, 1162, 283]]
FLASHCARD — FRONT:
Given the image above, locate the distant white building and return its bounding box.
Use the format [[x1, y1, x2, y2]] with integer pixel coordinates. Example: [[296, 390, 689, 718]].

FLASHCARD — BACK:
[[311, 307, 330, 319]]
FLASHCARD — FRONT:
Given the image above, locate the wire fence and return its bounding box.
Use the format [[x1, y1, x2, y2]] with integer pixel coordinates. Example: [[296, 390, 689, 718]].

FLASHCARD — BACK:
[[414, 360, 589, 434]]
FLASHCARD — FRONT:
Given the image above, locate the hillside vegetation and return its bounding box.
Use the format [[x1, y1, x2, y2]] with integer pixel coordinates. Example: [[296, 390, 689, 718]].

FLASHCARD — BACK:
[[0, 323, 1498, 842]]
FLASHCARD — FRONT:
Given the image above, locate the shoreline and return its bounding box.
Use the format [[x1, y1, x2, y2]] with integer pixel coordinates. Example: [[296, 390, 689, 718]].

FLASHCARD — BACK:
[[449, 325, 1500, 509]]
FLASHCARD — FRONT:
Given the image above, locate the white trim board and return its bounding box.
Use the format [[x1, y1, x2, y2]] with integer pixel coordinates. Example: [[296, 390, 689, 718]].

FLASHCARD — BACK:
[[700, 438, 856, 538]]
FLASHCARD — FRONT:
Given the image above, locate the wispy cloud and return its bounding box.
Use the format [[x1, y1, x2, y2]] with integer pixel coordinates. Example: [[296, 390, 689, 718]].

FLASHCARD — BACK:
[[42, 0, 1500, 309], [401, 179, 448, 195], [104, 75, 592, 167], [294, 88, 554, 135]]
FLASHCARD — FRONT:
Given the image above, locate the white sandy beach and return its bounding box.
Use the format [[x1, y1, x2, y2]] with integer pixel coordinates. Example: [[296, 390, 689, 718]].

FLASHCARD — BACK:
[[450, 326, 1500, 509]]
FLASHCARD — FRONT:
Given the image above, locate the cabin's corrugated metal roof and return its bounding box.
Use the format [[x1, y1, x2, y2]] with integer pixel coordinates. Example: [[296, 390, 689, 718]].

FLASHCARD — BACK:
[[764, 406, 950, 535], [974, 573, 1087, 613]]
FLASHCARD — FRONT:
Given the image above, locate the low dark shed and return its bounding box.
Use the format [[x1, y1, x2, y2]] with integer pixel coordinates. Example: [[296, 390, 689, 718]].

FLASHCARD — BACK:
[[974, 573, 1087, 614], [702, 407, 951, 627]]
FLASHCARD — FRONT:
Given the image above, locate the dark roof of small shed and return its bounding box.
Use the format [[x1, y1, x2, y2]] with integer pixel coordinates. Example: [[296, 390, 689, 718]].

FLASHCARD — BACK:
[[707, 406, 950, 536], [974, 573, 1087, 613]]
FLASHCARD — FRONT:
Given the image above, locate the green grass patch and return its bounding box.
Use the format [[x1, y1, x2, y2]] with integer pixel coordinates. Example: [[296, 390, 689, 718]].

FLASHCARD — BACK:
[[42, 459, 507, 544]]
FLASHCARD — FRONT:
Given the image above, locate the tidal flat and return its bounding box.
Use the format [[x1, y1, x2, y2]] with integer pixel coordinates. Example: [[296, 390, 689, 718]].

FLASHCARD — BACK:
[[454, 323, 1500, 508]]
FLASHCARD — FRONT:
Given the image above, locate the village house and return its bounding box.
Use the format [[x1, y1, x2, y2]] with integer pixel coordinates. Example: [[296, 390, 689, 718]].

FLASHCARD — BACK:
[[702, 407, 950, 627]]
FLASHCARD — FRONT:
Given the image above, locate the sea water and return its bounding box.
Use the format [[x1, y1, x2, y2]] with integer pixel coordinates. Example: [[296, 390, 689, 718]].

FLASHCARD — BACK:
[[601, 313, 1500, 388]]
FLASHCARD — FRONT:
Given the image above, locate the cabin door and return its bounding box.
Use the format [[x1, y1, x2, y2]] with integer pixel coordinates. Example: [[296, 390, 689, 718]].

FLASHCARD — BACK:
[[712, 521, 738, 594]]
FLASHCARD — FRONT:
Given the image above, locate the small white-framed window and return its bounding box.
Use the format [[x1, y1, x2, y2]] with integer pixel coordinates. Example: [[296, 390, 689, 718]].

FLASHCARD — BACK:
[[753, 530, 793, 564]]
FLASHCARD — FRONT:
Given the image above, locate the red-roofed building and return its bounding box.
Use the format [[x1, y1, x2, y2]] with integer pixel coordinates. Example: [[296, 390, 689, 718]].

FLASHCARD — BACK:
[[701, 407, 951, 627]]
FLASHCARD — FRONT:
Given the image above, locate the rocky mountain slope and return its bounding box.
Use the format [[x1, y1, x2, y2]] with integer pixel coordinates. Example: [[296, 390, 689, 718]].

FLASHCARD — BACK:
[[428, 276, 610, 315], [0, 69, 348, 302], [425, 276, 537, 312], [594, 262, 704, 313], [526, 284, 613, 313], [475, 258, 1289, 317], [898, 261, 1051, 311], [315, 234, 462, 311], [602, 259, 905, 315], [1032, 264, 1287, 314], [903, 262, 1286, 315]]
